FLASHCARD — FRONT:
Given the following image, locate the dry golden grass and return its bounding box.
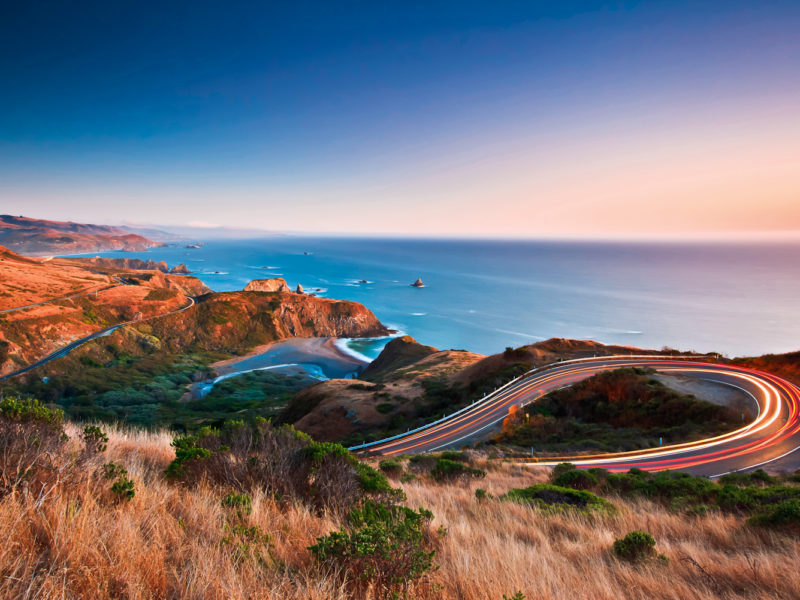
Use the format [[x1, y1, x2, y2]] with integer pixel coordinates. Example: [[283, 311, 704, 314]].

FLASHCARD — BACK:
[[0, 428, 796, 600]]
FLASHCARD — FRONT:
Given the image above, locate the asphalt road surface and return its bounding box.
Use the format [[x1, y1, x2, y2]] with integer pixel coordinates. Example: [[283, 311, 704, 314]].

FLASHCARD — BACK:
[[0, 296, 195, 382], [355, 357, 800, 477]]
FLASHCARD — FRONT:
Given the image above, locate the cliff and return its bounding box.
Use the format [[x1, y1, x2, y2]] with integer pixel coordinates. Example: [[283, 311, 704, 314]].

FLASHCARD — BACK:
[[0, 215, 162, 254], [143, 291, 389, 354]]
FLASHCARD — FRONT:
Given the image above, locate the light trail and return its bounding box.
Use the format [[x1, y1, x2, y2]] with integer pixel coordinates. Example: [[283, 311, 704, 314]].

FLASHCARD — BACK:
[[356, 357, 800, 476]]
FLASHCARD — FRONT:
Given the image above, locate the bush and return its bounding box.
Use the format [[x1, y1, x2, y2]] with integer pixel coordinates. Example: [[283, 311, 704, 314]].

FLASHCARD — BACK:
[[552, 468, 599, 490], [475, 488, 489, 500], [551, 463, 576, 479], [0, 396, 68, 497], [111, 476, 135, 501], [430, 458, 486, 482], [221, 492, 252, 517], [439, 450, 469, 462], [103, 461, 135, 501], [82, 425, 108, 455], [165, 418, 401, 512], [379, 459, 403, 475], [376, 402, 395, 414], [503, 484, 613, 513], [613, 530, 657, 562], [309, 500, 437, 599], [749, 498, 800, 531]]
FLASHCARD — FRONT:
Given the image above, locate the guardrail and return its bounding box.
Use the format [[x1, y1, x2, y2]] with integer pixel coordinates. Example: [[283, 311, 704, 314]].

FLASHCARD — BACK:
[[348, 352, 717, 452]]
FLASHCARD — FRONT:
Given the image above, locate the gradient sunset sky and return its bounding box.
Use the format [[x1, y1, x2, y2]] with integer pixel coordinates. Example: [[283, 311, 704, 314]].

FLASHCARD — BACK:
[[1, 1, 799, 238]]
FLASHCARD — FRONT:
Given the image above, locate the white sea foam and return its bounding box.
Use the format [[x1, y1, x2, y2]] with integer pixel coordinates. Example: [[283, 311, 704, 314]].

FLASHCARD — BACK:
[[494, 328, 545, 340], [335, 330, 404, 363], [196, 363, 327, 397], [410, 312, 427, 316], [333, 339, 374, 363]]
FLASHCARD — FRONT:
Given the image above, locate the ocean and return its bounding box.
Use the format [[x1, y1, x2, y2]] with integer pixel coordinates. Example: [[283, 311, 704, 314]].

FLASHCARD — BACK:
[[85, 237, 800, 359]]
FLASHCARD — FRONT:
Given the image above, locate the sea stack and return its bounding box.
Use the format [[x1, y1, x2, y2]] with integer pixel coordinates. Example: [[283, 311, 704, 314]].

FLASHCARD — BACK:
[[244, 278, 291, 293], [296, 283, 304, 294], [411, 278, 424, 288], [170, 263, 191, 274]]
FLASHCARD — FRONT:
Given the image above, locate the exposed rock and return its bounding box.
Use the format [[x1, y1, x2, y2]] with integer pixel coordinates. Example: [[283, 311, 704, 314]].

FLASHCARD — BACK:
[[170, 263, 191, 274], [244, 278, 291, 293], [411, 278, 424, 287], [296, 284, 304, 294]]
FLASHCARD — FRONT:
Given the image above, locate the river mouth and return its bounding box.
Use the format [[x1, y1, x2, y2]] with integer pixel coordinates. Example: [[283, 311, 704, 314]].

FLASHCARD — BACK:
[[188, 336, 394, 399]]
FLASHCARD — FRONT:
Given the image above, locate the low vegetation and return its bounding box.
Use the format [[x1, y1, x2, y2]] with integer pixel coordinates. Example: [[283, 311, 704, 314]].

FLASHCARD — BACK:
[[0, 402, 799, 599], [503, 483, 613, 514], [494, 368, 743, 454]]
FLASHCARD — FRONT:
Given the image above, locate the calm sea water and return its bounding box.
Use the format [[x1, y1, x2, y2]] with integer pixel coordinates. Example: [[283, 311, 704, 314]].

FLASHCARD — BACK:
[[86, 238, 800, 359]]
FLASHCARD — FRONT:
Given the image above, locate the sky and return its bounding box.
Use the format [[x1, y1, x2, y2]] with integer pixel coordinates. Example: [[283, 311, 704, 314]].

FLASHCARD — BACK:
[[1, 0, 799, 238]]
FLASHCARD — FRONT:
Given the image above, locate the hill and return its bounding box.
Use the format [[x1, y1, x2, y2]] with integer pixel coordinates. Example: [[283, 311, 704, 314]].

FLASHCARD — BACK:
[[279, 337, 700, 446], [0, 214, 162, 254]]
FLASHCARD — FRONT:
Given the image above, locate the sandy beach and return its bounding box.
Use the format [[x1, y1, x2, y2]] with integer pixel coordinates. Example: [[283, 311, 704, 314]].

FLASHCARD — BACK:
[[211, 336, 369, 380]]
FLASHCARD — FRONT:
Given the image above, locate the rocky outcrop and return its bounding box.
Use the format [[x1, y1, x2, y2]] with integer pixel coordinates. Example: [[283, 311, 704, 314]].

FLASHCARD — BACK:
[[360, 336, 437, 382], [170, 263, 191, 274], [296, 284, 304, 294], [244, 278, 291, 293], [411, 278, 424, 287]]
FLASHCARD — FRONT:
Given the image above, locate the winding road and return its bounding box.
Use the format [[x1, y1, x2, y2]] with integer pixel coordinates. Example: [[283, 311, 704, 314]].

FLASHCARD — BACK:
[[0, 296, 196, 382], [354, 357, 800, 476]]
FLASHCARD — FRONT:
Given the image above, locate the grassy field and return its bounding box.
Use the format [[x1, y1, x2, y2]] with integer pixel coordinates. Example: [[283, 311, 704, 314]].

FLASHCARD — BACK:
[[2, 413, 799, 600]]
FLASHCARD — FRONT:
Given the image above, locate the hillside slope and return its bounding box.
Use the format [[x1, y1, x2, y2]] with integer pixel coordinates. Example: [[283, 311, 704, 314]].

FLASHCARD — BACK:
[[281, 337, 715, 445], [0, 214, 162, 254]]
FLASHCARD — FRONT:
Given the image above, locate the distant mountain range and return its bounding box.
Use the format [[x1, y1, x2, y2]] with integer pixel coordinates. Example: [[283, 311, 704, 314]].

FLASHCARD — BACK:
[[0, 215, 166, 255]]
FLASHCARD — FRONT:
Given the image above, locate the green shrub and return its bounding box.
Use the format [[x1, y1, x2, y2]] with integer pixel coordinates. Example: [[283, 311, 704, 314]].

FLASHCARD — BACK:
[[503, 484, 613, 513], [551, 463, 576, 479], [503, 593, 526, 600], [552, 468, 599, 490], [222, 523, 271, 562], [102, 461, 126, 480], [102, 461, 134, 501], [613, 530, 657, 562], [111, 476, 135, 501], [430, 458, 486, 482], [475, 488, 490, 500], [165, 419, 402, 512], [309, 500, 437, 599], [82, 425, 108, 455], [749, 498, 800, 531], [222, 492, 252, 517], [379, 459, 403, 475], [0, 396, 68, 495], [376, 402, 395, 414], [400, 472, 417, 484], [439, 450, 468, 462]]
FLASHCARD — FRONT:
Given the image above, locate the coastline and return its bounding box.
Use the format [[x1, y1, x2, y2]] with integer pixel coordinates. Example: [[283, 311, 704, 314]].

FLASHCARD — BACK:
[[211, 336, 370, 380]]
